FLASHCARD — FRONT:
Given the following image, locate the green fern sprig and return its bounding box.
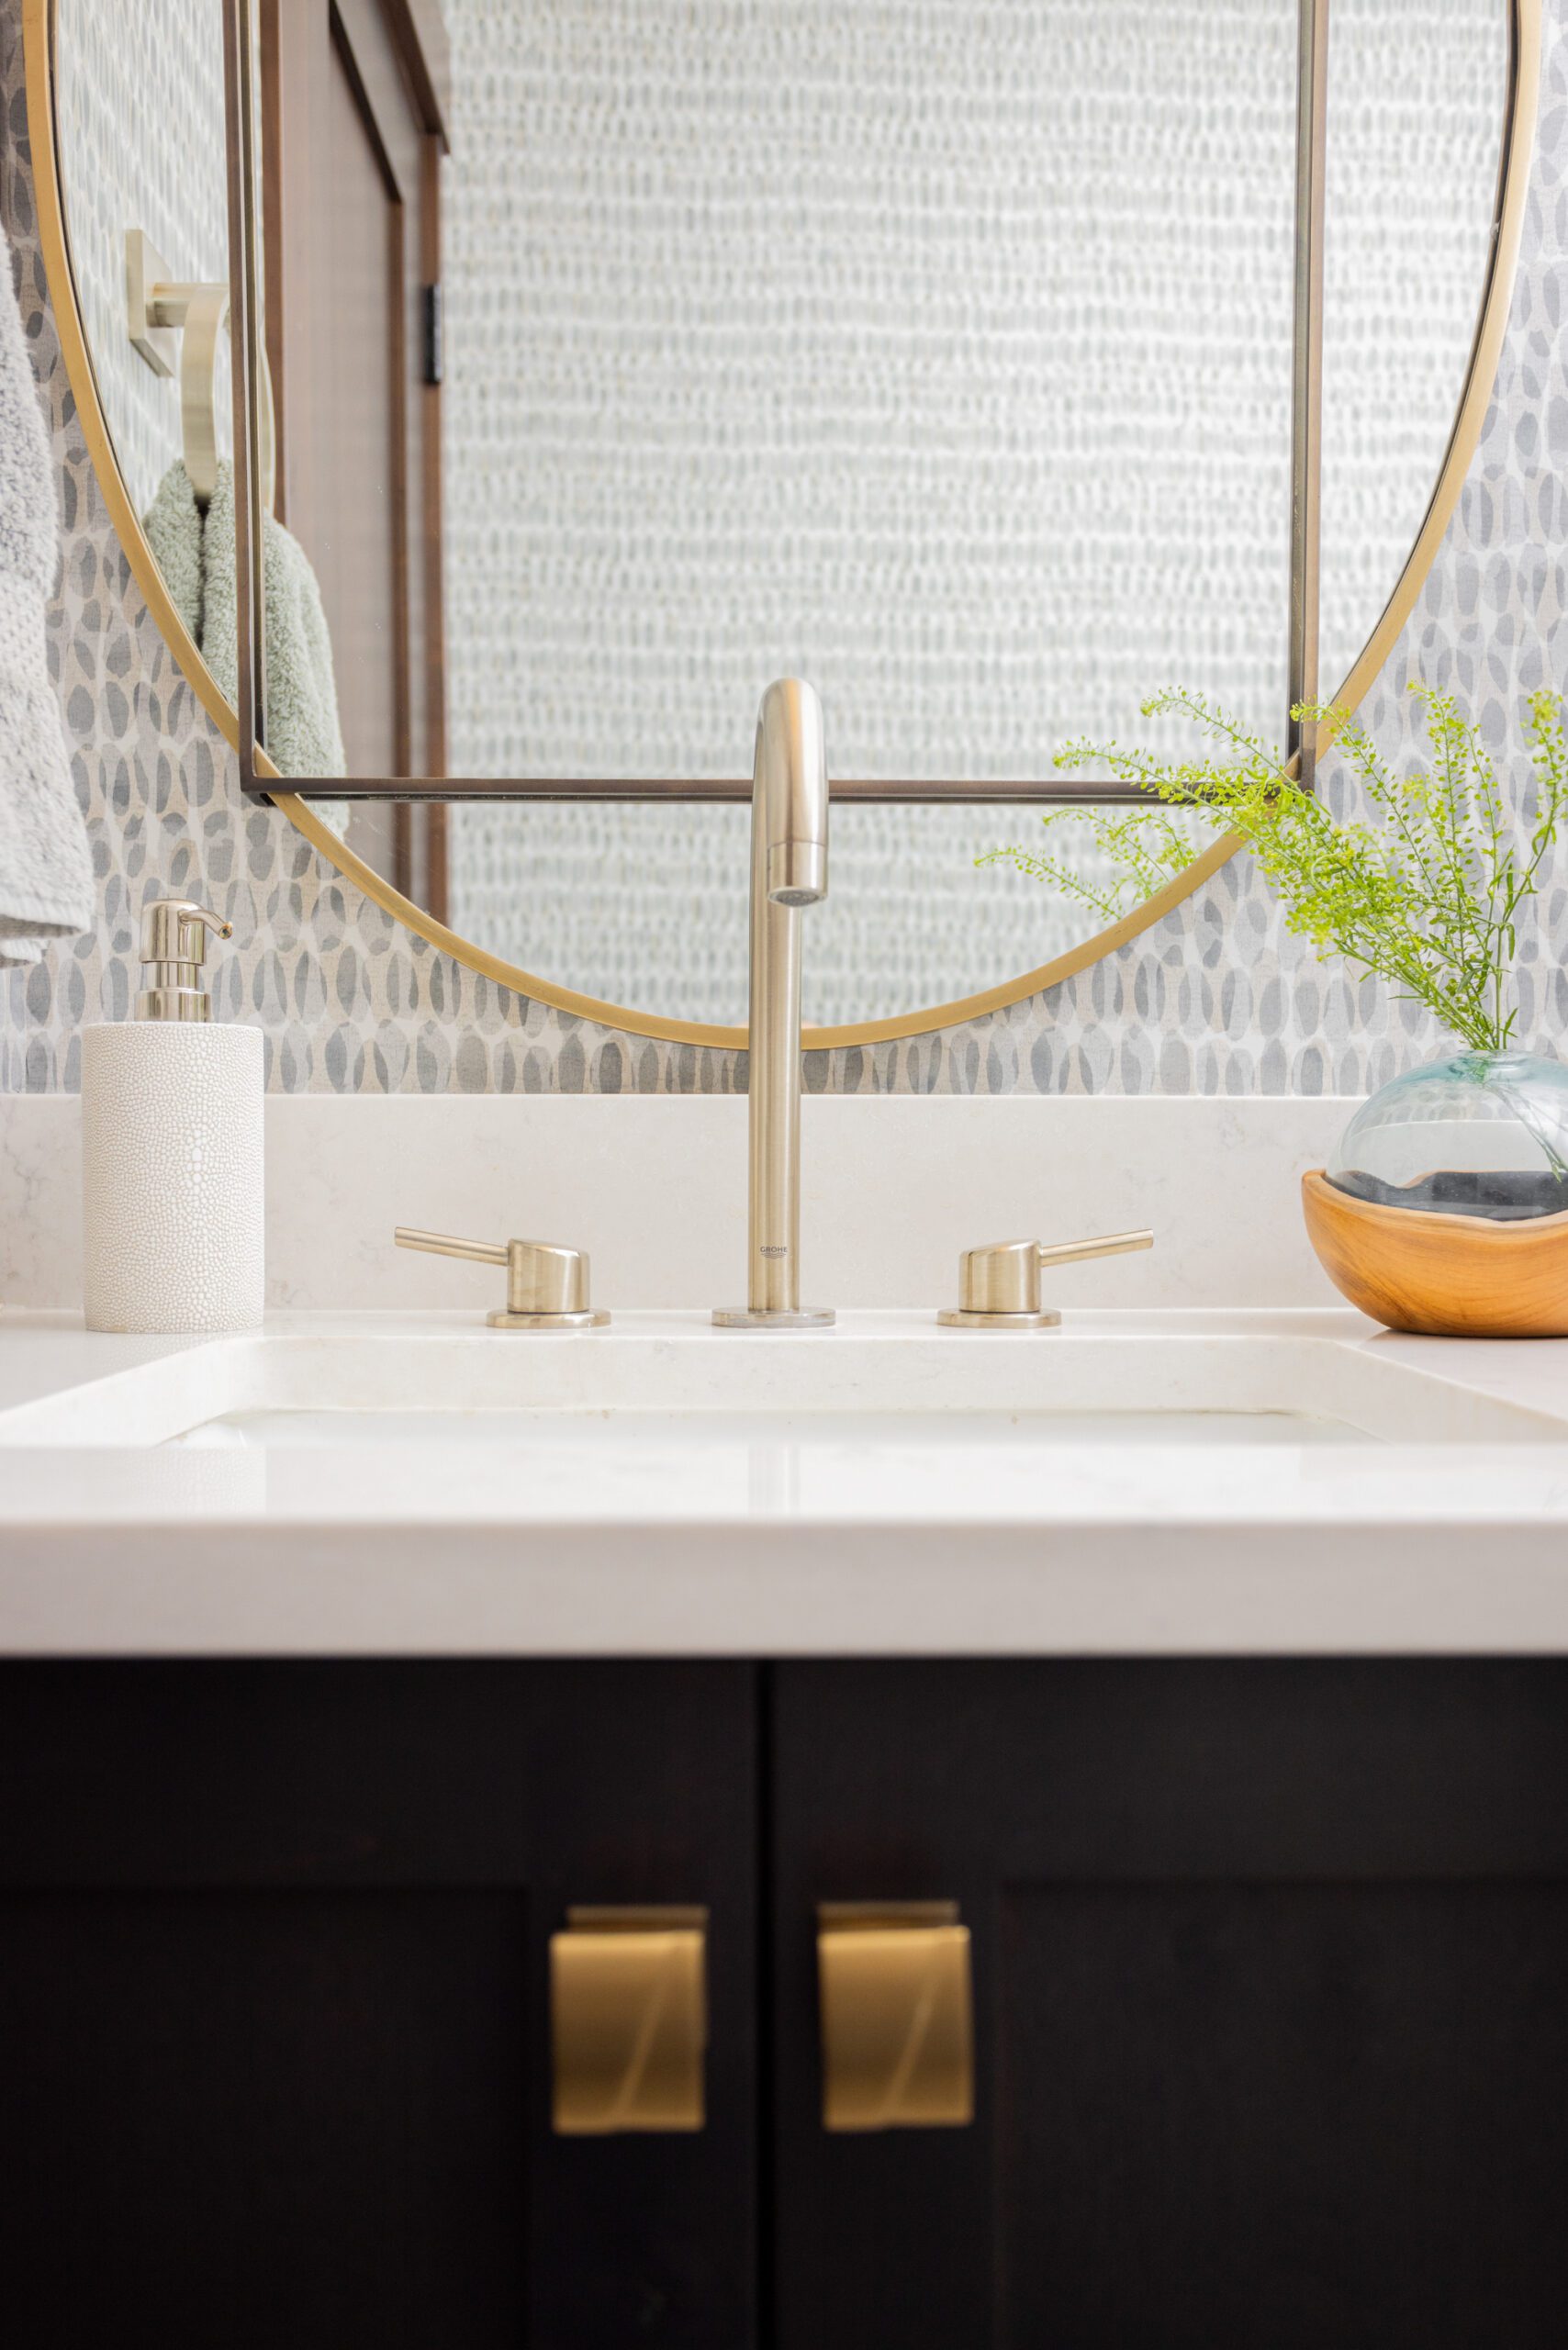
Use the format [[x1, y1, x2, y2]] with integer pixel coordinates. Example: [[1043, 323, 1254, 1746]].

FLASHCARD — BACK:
[[979, 683, 1568, 1054]]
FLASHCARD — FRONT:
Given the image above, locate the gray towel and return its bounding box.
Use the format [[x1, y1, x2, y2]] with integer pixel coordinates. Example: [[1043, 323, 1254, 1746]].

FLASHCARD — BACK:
[[0, 227, 93, 968], [144, 458, 348, 834]]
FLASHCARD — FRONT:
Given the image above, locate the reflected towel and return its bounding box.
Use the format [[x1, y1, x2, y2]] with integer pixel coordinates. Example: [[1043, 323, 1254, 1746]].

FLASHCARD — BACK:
[[144, 459, 348, 835], [0, 226, 93, 967]]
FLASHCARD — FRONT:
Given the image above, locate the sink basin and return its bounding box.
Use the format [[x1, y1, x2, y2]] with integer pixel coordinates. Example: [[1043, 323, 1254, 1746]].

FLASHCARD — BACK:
[[3, 1309, 1564, 1467]]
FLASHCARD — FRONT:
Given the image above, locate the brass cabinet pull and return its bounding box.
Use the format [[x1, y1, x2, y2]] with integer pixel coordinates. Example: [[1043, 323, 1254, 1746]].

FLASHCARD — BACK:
[[550, 1906, 708, 2134], [817, 1902, 974, 2132]]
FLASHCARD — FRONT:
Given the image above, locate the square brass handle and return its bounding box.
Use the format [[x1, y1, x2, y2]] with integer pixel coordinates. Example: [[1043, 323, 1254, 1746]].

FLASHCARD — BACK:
[[817, 1903, 974, 2131], [550, 1906, 708, 2134]]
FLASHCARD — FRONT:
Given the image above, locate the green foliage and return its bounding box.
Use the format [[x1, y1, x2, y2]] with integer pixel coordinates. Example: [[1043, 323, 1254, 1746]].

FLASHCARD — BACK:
[[979, 684, 1568, 1053]]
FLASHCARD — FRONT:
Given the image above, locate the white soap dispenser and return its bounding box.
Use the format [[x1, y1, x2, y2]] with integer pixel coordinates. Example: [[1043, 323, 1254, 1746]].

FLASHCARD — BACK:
[[82, 899, 263, 1333]]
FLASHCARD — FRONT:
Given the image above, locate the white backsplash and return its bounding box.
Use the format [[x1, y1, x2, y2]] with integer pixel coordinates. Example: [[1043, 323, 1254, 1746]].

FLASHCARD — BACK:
[[3, 1094, 1349, 1315]]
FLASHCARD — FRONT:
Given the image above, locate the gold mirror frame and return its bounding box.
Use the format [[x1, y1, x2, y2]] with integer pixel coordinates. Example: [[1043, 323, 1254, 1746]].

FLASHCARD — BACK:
[[25, 0, 1540, 1051]]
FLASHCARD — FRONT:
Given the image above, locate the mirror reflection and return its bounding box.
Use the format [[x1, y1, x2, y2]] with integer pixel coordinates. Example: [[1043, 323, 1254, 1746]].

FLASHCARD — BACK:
[[1318, 0, 1506, 698], [54, 0, 1507, 1028], [55, 0, 230, 520]]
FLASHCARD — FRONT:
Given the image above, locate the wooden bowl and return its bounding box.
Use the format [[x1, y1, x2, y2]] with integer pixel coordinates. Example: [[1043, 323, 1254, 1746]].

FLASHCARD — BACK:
[[1301, 1169, 1568, 1337]]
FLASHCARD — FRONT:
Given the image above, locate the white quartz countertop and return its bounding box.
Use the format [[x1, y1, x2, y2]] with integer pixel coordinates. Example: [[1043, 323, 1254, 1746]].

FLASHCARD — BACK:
[[3, 1307, 1568, 1657]]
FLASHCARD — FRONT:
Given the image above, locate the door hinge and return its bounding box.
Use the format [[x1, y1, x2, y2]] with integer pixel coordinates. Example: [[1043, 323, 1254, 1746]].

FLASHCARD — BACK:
[[422, 282, 443, 386]]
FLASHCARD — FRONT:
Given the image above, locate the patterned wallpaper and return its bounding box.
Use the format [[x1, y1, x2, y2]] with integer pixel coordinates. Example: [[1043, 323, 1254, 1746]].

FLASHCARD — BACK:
[[441, 0, 1501, 1026], [1, 0, 1566, 1095]]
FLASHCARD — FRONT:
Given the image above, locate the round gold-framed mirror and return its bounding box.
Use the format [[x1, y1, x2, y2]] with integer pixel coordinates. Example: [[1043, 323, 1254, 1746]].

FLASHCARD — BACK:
[[26, 0, 1540, 1050]]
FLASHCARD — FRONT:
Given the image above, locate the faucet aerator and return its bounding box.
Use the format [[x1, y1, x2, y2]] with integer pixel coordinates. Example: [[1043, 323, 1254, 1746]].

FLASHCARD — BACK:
[[767, 840, 828, 904]]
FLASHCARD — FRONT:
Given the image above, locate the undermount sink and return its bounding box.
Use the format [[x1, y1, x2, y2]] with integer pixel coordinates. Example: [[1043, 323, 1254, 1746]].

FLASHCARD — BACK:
[[3, 1311, 1564, 1470]]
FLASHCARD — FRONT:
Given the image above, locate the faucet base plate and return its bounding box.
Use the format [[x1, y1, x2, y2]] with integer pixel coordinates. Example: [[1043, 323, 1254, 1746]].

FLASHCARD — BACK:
[[711, 1307, 836, 1330], [935, 1308, 1063, 1330], [487, 1309, 611, 1331]]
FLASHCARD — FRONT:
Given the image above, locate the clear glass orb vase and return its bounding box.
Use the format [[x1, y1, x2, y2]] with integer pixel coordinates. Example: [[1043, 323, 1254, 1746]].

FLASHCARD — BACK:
[[1327, 1051, 1568, 1223]]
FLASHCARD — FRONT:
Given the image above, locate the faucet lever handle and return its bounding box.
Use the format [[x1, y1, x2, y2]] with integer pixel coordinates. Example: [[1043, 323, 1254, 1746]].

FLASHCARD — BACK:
[[395, 1225, 510, 1269], [394, 1226, 610, 1330], [1035, 1229, 1155, 1272], [938, 1229, 1153, 1327]]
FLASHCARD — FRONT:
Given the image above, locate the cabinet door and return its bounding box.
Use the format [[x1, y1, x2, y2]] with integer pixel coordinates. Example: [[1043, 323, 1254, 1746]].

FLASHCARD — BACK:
[[0, 1662, 756, 2349], [772, 1661, 1568, 2350]]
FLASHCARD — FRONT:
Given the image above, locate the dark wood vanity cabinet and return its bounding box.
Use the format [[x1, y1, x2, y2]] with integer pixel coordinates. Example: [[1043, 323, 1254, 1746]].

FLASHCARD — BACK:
[[0, 1663, 757, 2350], [5, 1661, 1568, 2350], [773, 1663, 1568, 2350]]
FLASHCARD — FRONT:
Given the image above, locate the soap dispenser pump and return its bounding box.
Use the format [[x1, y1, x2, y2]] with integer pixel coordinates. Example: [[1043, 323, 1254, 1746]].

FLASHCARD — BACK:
[[82, 899, 263, 1333]]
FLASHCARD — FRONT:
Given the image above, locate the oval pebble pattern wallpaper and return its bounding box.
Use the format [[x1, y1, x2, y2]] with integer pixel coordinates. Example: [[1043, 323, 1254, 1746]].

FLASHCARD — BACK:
[[2, 0, 1567, 1096]]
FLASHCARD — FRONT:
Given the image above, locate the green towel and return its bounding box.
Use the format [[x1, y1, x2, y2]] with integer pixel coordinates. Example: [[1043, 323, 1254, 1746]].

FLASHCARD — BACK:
[[144, 460, 348, 834]]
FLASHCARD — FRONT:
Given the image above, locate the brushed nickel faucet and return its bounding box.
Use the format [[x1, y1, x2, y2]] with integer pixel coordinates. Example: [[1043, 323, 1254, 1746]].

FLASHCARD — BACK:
[[714, 679, 835, 1328]]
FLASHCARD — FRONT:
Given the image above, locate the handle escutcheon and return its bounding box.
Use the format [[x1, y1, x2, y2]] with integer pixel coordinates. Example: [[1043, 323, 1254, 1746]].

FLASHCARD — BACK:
[[817, 1902, 974, 2132], [551, 1906, 709, 2134]]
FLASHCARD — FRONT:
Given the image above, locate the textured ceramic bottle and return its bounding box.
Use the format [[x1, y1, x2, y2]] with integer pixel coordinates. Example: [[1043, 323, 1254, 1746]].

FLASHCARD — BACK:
[[82, 899, 263, 1332]]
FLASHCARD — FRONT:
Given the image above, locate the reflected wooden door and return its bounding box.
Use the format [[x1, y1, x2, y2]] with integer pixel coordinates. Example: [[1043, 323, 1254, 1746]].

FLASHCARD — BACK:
[[261, 0, 447, 910]]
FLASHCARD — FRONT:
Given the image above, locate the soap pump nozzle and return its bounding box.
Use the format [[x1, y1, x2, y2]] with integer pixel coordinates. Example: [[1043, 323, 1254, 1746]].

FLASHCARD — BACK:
[[136, 898, 232, 1023]]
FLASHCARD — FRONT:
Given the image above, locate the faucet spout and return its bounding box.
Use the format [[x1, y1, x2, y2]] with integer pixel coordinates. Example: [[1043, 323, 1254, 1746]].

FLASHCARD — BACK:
[[713, 680, 836, 1330], [756, 677, 829, 907]]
